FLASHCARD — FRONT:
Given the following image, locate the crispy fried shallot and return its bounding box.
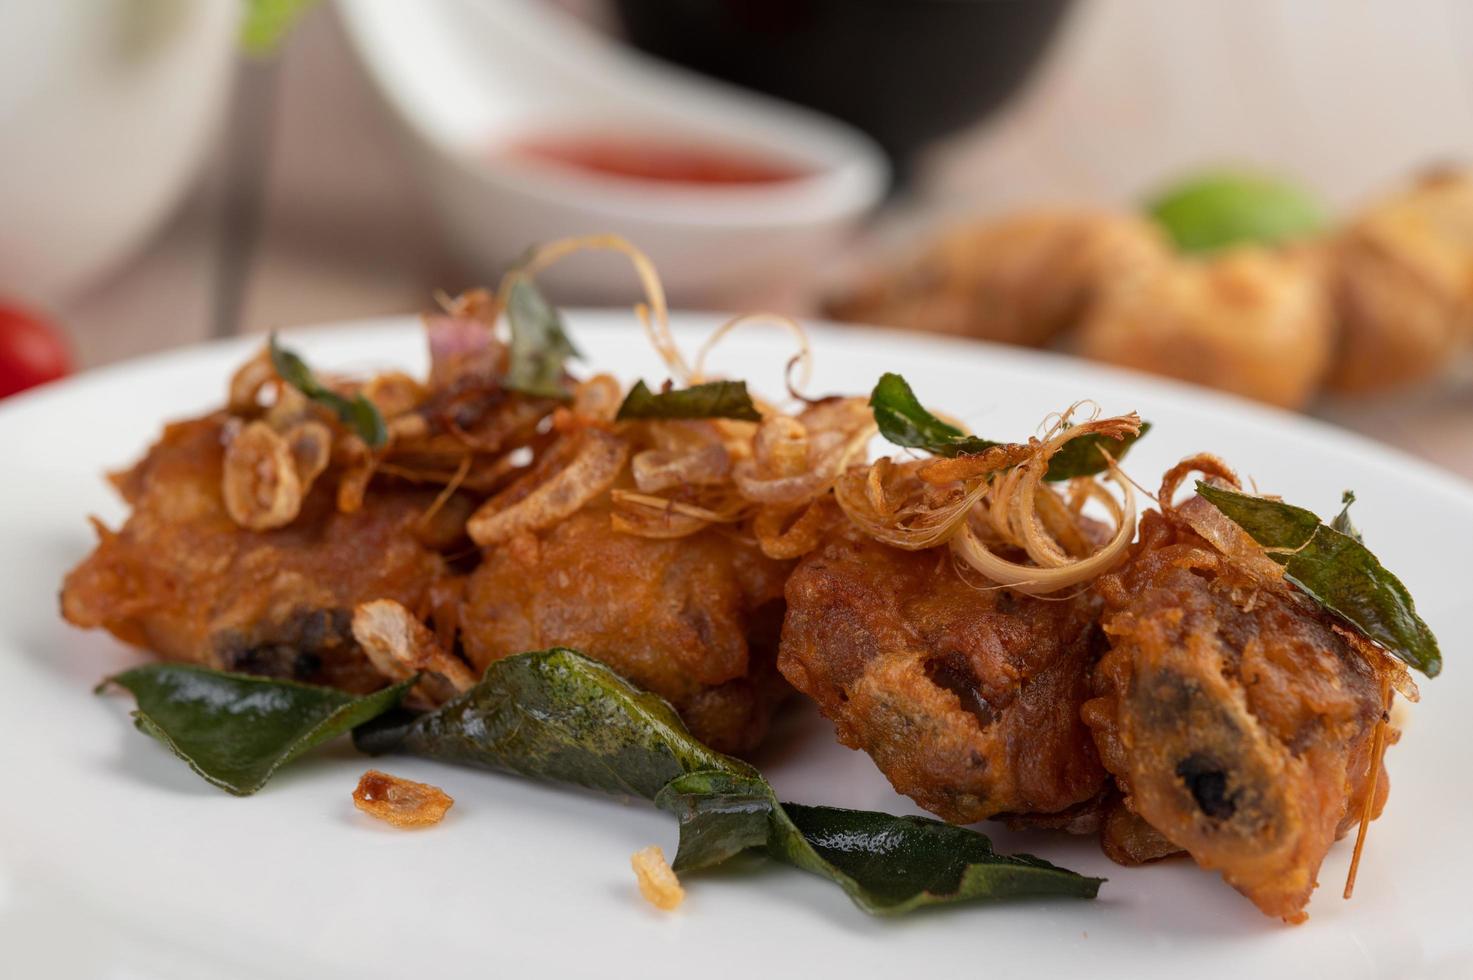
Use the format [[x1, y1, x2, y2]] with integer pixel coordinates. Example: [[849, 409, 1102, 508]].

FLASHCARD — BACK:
[[222, 421, 306, 531], [353, 770, 454, 828], [466, 428, 628, 545], [838, 405, 1140, 594], [351, 599, 475, 709]]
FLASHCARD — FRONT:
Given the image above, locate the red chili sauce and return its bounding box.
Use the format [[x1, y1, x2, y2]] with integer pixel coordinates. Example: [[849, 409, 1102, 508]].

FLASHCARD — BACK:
[[504, 135, 807, 186]]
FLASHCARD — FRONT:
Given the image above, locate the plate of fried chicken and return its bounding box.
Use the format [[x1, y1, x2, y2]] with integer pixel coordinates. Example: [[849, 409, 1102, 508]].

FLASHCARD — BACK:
[[3, 241, 1470, 980]]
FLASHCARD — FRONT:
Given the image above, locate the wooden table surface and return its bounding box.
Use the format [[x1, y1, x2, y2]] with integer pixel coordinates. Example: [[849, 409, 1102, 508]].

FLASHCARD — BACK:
[[57, 0, 1473, 483]]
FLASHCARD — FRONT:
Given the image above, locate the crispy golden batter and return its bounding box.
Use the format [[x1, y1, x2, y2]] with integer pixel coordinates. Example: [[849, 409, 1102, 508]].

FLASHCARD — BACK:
[[827, 211, 1166, 346], [777, 526, 1106, 823], [61, 415, 462, 692], [459, 503, 791, 755], [1083, 510, 1392, 922]]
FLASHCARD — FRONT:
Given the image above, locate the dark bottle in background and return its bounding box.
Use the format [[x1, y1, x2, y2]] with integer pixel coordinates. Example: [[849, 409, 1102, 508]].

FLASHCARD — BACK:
[[612, 0, 1075, 185]]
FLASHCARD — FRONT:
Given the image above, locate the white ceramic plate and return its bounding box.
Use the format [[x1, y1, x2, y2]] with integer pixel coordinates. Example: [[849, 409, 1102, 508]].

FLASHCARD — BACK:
[[2, 315, 1470, 980]]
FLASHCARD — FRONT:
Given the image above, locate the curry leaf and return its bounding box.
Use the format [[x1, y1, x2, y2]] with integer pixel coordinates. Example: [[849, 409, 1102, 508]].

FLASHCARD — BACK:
[[1331, 490, 1363, 543], [1196, 482, 1442, 677], [356, 648, 1102, 914], [656, 770, 1099, 914], [505, 278, 580, 399], [616, 379, 761, 422], [355, 647, 735, 798], [1043, 422, 1152, 480], [1148, 170, 1327, 254], [269, 333, 387, 448], [100, 665, 416, 795], [870, 373, 1145, 480], [870, 372, 999, 458]]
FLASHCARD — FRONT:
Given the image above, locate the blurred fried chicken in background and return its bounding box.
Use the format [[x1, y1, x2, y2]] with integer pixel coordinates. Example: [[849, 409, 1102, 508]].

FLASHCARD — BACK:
[[828, 168, 1473, 407]]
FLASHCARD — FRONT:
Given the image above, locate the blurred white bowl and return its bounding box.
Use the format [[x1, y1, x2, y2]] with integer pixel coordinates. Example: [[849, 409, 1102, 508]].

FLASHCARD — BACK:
[[336, 0, 888, 303], [0, 0, 237, 304]]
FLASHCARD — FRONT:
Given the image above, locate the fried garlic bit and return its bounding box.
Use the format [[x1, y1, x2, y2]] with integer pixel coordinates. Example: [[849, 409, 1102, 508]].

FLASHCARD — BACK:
[[630, 845, 685, 911], [352, 770, 454, 828]]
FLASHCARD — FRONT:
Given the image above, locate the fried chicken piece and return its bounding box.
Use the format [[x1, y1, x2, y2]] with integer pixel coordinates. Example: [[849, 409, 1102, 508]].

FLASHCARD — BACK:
[[1083, 509, 1393, 922], [1327, 168, 1473, 392], [1076, 245, 1333, 408], [459, 503, 791, 755], [777, 526, 1107, 824], [61, 415, 464, 692], [827, 211, 1166, 347]]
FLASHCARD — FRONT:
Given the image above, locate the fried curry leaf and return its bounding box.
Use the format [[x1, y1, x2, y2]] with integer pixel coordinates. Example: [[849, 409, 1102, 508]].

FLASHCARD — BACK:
[[1043, 421, 1152, 480], [1148, 170, 1327, 254], [356, 648, 1101, 914], [870, 372, 999, 458], [1196, 482, 1442, 677], [1331, 490, 1363, 543], [100, 665, 416, 796], [615, 379, 762, 422], [269, 333, 387, 448], [505, 278, 580, 399], [870, 373, 1146, 480], [355, 646, 734, 797], [656, 770, 1098, 914]]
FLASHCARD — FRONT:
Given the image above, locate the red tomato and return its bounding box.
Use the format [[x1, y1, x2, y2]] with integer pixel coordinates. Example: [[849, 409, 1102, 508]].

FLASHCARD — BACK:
[[0, 303, 72, 399]]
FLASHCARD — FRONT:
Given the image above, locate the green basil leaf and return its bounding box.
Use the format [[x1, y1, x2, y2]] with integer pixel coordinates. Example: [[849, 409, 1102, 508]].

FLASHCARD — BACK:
[[1147, 171, 1327, 254], [870, 373, 1145, 480], [100, 665, 416, 795], [269, 333, 387, 448], [1196, 482, 1442, 677], [505, 278, 580, 400], [357, 648, 1101, 914], [616, 379, 761, 422]]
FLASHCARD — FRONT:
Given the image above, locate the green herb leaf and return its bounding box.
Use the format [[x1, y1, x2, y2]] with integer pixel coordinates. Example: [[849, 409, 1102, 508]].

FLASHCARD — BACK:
[[1147, 171, 1327, 254], [616, 379, 762, 422], [505, 279, 580, 399], [870, 373, 1146, 480], [355, 647, 732, 798], [1043, 422, 1152, 480], [357, 648, 1102, 914], [870, 372, 999, 458], [1331, 490, 1363, 543], [1196, 482, 1442, 677], [269, 333, 387, 448], [240, 0, 321, 56], [657, 770, 1099, 914], [100, 665, 416, 795]]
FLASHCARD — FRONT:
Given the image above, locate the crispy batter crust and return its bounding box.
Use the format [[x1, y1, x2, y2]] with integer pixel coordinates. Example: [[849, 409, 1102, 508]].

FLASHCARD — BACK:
[[778, 526, 1106, 823], [459, 503, 792, 755], [1084, 510, 1393, 922], [61, 415, 455, 692]]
